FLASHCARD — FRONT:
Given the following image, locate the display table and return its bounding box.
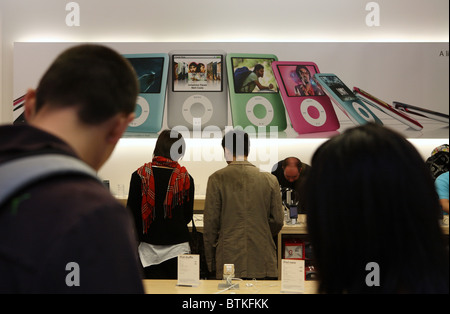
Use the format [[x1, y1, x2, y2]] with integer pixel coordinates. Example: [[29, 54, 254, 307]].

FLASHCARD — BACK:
[[187, 213, 450, 279], [119, 198, 449, 279], [117, 197, 450, 237], [143, 279, 318, 294]]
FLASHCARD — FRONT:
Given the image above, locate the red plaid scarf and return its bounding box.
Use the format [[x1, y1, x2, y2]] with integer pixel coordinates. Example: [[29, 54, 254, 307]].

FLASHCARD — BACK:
[[137, 156, 190, 234]]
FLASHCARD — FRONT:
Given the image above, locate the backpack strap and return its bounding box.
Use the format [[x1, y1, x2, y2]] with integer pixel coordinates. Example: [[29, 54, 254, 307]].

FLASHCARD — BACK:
[[0, 154, 101, 208]]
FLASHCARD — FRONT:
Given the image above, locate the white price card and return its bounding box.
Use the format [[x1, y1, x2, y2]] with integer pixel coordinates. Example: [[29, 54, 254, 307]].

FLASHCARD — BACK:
[[177, 254, 200, 287], [281, 259, 305, 293]]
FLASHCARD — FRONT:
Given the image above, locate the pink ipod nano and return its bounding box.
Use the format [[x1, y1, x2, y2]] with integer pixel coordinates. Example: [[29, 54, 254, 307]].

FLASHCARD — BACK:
[[272, 61, 340, 134]]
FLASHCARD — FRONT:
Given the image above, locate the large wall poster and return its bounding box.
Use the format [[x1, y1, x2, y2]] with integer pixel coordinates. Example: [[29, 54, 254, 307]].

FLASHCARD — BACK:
[[13, 42, 449, 139]]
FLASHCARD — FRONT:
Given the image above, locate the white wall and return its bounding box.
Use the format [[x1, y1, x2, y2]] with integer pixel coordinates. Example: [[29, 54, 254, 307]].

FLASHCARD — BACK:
[[99, 137, 448, 197]]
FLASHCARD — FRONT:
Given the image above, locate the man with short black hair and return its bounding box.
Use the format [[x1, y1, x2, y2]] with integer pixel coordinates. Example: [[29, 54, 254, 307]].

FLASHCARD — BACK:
[[203, 129, 283, 279]]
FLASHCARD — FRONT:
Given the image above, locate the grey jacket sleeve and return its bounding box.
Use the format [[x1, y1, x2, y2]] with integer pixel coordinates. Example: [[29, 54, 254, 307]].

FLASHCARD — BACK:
[[203, 174, 221, 273], [268, 174, 284, 236]]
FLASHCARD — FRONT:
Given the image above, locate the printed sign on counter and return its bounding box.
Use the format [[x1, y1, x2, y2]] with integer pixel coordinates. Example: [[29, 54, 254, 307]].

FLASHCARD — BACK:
[[281, 259, 305, 293], [177, 254, 200, 287]]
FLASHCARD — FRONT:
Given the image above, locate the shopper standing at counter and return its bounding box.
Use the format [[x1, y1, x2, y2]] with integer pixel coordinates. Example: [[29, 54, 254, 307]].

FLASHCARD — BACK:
[[203, 130, 284, 280], [0, 44, 144, 293], [305, 123, 449, 294], [127, 129, 194, 279], [271, 156, 311, 213]]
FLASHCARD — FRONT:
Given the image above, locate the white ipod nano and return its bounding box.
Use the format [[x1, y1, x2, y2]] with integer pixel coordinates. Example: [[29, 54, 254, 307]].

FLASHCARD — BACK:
[[167, 51, 228, 130]]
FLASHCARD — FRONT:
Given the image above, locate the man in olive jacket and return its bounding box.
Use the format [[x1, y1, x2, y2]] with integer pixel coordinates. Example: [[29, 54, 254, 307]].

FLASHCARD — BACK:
[[203, 130, 284, 279]]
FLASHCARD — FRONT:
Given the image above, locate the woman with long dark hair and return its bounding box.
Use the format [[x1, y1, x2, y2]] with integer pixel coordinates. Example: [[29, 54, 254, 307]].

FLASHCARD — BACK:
[[127, 129, 194, 279]]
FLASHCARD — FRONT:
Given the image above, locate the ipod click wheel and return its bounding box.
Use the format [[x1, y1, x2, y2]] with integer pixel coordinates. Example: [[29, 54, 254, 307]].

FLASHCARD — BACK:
[[300, 99, 327, 126], [349, 102, 378, 122], [181, 95, 213, 125], [246, 96, 275, 126], [129, 96, 150, 127]]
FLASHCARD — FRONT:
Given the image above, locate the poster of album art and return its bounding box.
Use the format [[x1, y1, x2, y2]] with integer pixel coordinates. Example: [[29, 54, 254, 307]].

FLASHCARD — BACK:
[[13, 42, 448, 139]]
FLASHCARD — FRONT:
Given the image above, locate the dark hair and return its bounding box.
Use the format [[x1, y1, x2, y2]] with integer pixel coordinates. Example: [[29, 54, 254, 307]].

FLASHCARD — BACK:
[[281, 157, 302, 171], [253, 64, 264, 72], [35, 44, 138, 124], [153, 129, 185, 161], [221, 129, 250, 157], [305, 123, 449, 293], [296, 65, 310, 76]]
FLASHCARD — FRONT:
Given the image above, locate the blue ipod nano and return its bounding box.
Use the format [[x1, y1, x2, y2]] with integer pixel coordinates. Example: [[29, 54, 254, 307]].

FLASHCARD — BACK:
[[314, 73, 383, 126], [123, 53, 169, 133]]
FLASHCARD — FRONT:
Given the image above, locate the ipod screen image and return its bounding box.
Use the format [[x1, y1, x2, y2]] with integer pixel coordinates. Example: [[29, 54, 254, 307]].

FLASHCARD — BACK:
[[231, 58, 278, 94], [126, 57, 165, 93], [277, 65, 325, 97], [317, 75, 358, 102], [172, 55, 223, 92]]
